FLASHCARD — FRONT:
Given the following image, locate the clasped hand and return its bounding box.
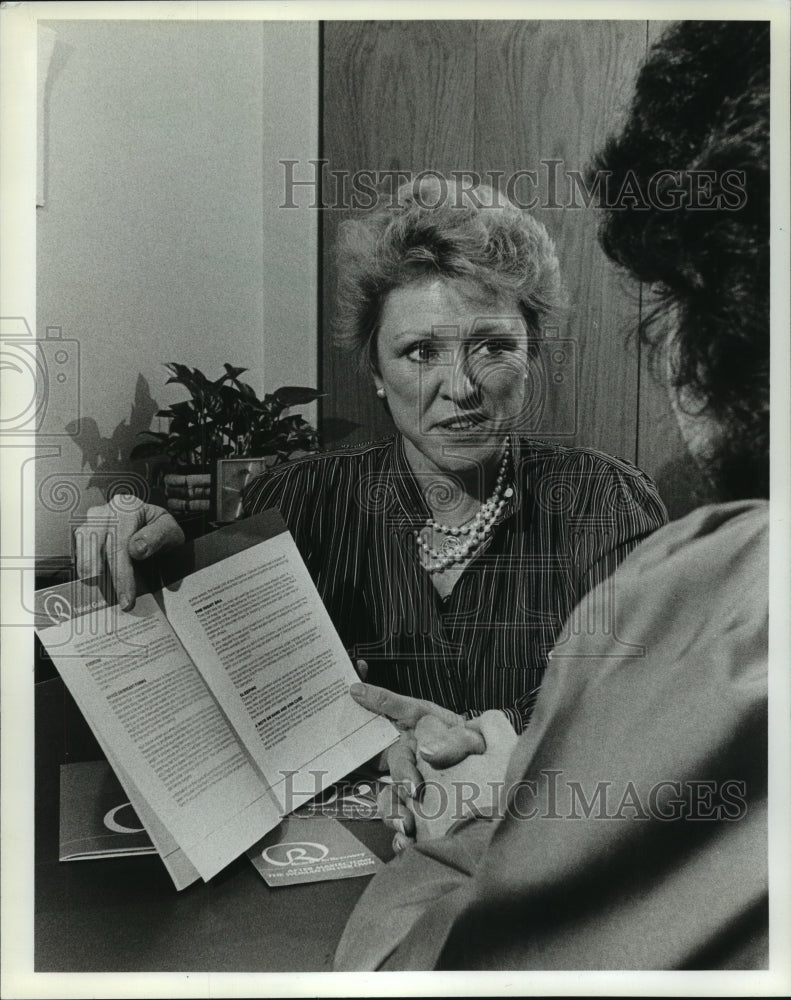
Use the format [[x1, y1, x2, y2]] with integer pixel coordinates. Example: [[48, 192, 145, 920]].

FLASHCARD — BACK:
[[349, 682, 518, 852]]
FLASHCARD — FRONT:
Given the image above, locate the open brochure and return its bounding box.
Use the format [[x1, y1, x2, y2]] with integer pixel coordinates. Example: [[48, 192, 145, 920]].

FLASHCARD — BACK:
[[35, 509, 397, 890]]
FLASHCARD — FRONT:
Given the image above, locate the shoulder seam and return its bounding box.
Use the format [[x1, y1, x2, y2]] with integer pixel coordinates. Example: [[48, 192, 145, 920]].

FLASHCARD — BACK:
[[262, 436, 395, 473], [519, 438, 649, 477]]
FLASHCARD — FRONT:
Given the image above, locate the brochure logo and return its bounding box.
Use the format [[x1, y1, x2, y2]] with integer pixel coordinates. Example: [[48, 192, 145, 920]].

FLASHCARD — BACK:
[[43, 592, 72, 625], [103, 802, 145, 835], [261, 841, 329, 867]]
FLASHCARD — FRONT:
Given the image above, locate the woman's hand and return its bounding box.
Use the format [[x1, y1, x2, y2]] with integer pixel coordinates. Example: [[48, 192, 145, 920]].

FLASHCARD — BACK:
[[350, 681, 465, 730], [350, 679, 470, 779], [349, 681, 489, 848], [73, 496, 184, 610]]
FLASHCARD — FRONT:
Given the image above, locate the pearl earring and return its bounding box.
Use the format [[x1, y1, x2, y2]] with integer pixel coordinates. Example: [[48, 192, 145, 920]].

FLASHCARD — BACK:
[[376, 387, 386, 398]]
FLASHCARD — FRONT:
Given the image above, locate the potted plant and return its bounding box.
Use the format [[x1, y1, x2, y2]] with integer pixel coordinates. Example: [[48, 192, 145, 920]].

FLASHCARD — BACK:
[[130, 362, 322, 521]]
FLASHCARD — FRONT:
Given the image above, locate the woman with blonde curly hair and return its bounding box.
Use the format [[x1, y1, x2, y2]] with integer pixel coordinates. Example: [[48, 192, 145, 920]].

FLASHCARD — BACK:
[[77, 177, 665, 770], [243, 177, 664, 730]]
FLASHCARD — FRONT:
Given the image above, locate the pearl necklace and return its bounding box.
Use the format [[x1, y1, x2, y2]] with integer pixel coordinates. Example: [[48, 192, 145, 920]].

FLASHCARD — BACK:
[[416, 440, 514, 573]]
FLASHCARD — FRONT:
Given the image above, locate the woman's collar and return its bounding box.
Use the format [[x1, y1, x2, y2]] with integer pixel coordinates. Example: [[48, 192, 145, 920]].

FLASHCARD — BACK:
[[387, 432, 526, 526]]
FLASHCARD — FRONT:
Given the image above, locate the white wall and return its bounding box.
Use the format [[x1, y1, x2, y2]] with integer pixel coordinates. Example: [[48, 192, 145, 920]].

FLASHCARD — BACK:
[[35, 19, 318, 563]]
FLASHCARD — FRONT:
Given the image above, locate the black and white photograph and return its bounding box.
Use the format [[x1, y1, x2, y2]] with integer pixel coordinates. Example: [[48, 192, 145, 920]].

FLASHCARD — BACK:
[[1, 1, 789, 996]]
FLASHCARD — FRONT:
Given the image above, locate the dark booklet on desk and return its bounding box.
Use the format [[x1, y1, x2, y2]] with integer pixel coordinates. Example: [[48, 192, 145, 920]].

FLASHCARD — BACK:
[[59, 760, 157, 861], [36, 510, 397, 890]]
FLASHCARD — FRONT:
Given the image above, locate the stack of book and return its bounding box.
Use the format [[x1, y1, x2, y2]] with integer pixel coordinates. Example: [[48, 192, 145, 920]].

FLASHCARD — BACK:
[[164, 473, 211, 514]]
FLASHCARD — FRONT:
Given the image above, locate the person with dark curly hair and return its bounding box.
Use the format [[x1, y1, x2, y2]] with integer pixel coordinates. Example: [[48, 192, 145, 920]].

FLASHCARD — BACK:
[[336, 20, 770, 970], [593, 20, 769, 503]]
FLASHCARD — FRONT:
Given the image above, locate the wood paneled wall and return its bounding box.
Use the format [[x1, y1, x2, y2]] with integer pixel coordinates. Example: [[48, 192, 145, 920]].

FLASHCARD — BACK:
[[321, 20, 707, 519]]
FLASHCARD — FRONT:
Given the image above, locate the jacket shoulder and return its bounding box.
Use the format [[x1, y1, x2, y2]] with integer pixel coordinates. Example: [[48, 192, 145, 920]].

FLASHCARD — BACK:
[[520, 438, 649, 479], [518, 438, 668, 525], [241, 436, 395, 513]]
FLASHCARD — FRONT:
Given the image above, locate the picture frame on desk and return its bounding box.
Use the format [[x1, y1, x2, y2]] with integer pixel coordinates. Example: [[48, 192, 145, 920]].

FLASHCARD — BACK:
[[214, 458, 270, 524]]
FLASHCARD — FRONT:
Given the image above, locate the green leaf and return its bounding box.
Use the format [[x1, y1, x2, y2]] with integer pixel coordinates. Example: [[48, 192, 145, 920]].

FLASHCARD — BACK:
[[135, 430, 170, 441], [273, 386, 324, 407], [237, 381, 259, 400], [218, 384, 242, 406], [165, 363, 213, 400], [153, 363, 320, 467], [169, 399, 196, 417], [130, 440, 169, 460]]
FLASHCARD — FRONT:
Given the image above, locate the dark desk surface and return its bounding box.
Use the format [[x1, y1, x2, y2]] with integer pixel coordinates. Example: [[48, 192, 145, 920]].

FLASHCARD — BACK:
[[35, 677, 394, 972]]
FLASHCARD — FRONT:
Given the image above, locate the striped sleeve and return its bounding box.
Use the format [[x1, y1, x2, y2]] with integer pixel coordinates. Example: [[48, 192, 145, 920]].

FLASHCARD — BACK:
[[501, 451, 667, 732], [240, 460, 322, 565], [570, 453, 668, 603]]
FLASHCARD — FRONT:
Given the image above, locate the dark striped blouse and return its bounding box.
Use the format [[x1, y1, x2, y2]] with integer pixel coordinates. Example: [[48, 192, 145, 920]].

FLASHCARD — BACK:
[[242, 435, 667, 732]]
